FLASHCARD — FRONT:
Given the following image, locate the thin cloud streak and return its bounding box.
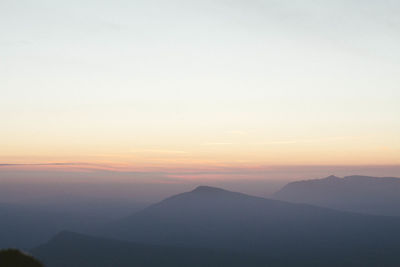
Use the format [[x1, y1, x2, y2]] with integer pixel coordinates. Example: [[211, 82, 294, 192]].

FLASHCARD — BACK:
[[0, 163, 82, 167], [256, 136, 352, 145], [137, 149, 189, 154], [201, 136, 355, 146]]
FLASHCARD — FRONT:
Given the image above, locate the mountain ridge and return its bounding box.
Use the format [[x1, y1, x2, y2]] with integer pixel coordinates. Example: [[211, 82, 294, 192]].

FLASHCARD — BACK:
[[273, 175, 400, 216], [99, 185, 400, 257], [32, 231, 267, 267]]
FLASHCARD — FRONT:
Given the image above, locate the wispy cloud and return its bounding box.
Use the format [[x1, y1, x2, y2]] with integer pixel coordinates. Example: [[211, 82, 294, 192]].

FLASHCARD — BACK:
[[0, 162, 115, 172], [201, 136, 352, 147], [0, 163, 82, 167], [256, 136, 353, 145]]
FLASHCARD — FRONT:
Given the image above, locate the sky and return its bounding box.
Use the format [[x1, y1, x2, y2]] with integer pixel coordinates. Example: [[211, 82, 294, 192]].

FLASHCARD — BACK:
[[1, 0, 399, 184]]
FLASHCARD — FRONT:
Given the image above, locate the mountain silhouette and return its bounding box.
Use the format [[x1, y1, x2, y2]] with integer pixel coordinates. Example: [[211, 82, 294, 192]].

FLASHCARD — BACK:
[[32, 231, 269, 267], [0, 199, 146, 249], [273, 175, 400, 216], [0, 203, 72, 249], [99, 185, 400, 265]]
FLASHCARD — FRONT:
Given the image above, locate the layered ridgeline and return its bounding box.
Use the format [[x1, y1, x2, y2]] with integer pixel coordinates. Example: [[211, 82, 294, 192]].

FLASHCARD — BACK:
[[65, 185, 400, 266], [32, 231, 268, 267], [0, 203, 74, 249], [32, 228, 400, 267], [273, 175, 400, 216], [0, 199, 146, 249]]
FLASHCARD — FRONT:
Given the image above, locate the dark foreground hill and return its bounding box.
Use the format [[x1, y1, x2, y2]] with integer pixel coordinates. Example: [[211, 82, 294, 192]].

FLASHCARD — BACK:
[[96, 186, 400, 266], [273, 175, 400, 216], [0, 249, 43, 267]]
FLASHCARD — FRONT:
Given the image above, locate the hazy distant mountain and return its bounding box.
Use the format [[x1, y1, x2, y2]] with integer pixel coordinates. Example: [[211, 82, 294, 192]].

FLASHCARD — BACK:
[[0, 199, 146, 249], [273, 175, 400, 216], [100, 185, 400, 265], [33, 228, 400, 267], [0, 203, 73, 249], [32, 231, 268, 267]]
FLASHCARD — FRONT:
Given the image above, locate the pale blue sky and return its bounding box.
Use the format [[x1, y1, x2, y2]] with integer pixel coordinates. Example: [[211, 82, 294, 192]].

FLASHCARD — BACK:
[[1, 0, 399, 166]]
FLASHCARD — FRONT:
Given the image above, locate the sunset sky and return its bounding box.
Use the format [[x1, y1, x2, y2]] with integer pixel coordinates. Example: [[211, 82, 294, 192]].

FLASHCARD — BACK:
[[1, 0, 399, 176]]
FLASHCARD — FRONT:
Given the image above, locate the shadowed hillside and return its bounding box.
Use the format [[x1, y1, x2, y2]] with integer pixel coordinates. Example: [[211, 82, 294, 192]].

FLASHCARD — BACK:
[[33, 229, 400, 267], [32, 231, 269, 267], [95, 186, 400, 266], [0, 199, 146, 249]]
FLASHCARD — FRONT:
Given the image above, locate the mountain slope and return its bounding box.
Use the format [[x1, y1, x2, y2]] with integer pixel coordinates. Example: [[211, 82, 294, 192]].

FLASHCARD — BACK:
[[33, 229, 400, 267], [31, 231, 271, 267], [0, 203, 75, 249], [0, 199, 146, 249], [101, 185, 400, 263], [273, 175, 400, 216]]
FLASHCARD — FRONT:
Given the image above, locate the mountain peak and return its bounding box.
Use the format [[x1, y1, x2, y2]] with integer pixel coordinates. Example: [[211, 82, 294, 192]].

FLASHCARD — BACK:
[[324, 175, 340, 180], [51, 230, 79, 240], [191, 186, 227, 194]]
